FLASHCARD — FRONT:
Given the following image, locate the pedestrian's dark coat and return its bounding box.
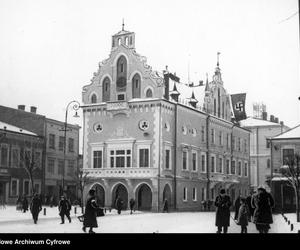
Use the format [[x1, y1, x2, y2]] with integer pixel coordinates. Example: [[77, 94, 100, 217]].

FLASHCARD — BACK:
[[30, 196, 42, 216], [163, 199, 168, 212], [115, 198, 123, 210], [214, 195, 231, 227], [83, 196, 98, 228], [237, 203, 250, 226], [22, 197, 29, 212], [251, 191, 274, 225], [59, 199, 71, 216], [129, 199, 135, 209], [234, 196, 241, 220]]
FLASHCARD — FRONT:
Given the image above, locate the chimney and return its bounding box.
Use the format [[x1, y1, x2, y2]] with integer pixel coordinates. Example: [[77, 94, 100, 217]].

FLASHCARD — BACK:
[[274, 117, 279, 123], [270, 115, 274, 122], [17, 105, 25, 111], [30, 106, 37, 114], [262, 111, 267, 120]]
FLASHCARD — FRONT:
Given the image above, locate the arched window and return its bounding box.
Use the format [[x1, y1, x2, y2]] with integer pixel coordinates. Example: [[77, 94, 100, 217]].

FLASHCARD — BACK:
[[118, 38, 121, 46], [91, 94, 97, 104], [102, 77, 111, 102], [116, 56, 127, 93], [132, 73, 141, 98], [146, 89, 153, 98], [125, 37, 129, 46]]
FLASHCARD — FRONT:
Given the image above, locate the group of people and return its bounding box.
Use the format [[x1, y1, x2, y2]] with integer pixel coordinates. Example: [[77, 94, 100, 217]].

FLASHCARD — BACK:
[[215, 186, 275, 234], [16, 195, 29, 213]]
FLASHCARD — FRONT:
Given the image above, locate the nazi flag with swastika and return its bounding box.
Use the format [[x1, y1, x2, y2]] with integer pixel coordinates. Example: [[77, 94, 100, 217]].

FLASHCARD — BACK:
[[231, 93, 247, 122]]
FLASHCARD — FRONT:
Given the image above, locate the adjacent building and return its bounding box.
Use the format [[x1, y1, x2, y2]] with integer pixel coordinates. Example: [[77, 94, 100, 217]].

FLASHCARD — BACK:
[[270, 124, 300, 212], [0, 121, 44, 204], [240, 113, 289, 191], [81, 26, 250, 211], [0, 105, 80, 203]]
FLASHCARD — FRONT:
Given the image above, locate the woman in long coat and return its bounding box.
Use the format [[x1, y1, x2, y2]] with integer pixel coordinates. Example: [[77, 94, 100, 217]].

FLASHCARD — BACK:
[[251, 186, 274, 233], [30, 194, 42, 224], [82, 189, 99, 233], [214, 189, 232, 233]]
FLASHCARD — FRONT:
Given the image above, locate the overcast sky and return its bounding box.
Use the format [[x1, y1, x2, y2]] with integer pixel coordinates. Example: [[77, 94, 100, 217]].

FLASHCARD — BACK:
[[0, 0, 299, 140]]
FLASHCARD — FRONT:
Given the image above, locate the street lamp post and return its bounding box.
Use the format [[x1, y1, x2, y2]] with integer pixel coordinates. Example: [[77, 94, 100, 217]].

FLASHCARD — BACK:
[[60, 100, 80, 197]]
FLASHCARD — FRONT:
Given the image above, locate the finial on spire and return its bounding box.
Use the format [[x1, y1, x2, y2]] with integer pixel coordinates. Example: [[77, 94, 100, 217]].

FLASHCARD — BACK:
[[217, 52, 221, 67], [122, 18, 125, 31]]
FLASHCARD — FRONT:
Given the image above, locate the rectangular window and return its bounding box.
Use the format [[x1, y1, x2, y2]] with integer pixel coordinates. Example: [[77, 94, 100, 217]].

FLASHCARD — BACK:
[[211, 189, 214, 200], [110, 149, 131, 168], [67, 160, 75, 176], [219, 131, 222, 145], [0, 145, 9, 167], [23, 180, 30, 196], [231, 160, 236, 175], [192, 152, 197, 172], [11, 179, 19, 196], [183, 187, 187, 201], [244, 162, 248, 177], [182, 151, 188, 170], [226, 159, 230, 174], [244, 139, 247, 152], [47, 158, 55, 174], [201, 154, 206, 172], [238, 138, 241, 151], [238, 161, 242, 176], [283, 148, 294, 165], [165, 149, 170, 170], [266, 139, 270, 149], [34, 183, 40, 194], [218, 158, 223, 173], [267, 159, 271, 169], [49, 134, 55, 149], [211, 156, 215, 173], [11, 148, 20, 168], [201, 126, 205, 142], [93, 151, 102, 168], [139, 149, 149, 168], [68, 138, 74, 152], [211, 129, 215, 144], [232, 136, 236, 150], [58, 160, 64, 175], [192, 187, 197, 201], [59, 136, 65, 151]]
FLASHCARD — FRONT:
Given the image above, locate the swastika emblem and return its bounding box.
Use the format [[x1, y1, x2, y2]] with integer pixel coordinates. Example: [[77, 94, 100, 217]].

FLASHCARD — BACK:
[[235, 102, 244, 112], [139, 120, 149, 131]]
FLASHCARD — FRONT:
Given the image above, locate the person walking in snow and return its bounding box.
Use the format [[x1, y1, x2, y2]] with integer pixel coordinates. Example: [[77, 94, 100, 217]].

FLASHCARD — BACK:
[[22, 195, 29, 213], [234, 194, 242, 220], [236, 197, 250, 233], [162, 198, 169, 213], [214, 189, 231, 234], [115, 196, 123, 215], [82, 189, 99, 233], [129, 198, 135, 214], [30, 193, 42, 224], [252, 186, 274, 233], [58, 195, 72, 224]]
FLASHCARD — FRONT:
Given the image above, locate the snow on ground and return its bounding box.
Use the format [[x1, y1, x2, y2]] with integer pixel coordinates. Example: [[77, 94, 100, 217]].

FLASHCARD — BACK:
[[0, 206, 299, 233]]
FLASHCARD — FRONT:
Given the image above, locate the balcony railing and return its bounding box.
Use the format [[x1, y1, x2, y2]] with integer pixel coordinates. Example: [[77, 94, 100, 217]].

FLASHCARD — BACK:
[[83, 167, 158, 178]]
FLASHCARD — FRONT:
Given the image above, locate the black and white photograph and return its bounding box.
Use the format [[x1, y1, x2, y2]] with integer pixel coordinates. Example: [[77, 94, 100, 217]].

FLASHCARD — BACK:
[[0, 0, 300, 241]]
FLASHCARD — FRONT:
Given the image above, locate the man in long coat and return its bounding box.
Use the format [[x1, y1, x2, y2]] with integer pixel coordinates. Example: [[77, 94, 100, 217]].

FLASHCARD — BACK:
[[58, 195, 72, 224], [214, 189, 232, 233], [129, 198, 135, 214], [22, 195, 29, 213], [251, 186, 274, 233], [115, 196, 123, 215], [30, 194, 42, 224], [82, 189, 99, 233]]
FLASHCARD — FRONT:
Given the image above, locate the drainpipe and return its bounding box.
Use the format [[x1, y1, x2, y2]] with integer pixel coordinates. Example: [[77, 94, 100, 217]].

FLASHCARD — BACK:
[[173, 103, 178, 210], [206, 115, 210, 201]]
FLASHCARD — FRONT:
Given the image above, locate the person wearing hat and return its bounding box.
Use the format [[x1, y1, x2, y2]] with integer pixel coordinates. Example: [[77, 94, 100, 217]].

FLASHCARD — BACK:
[[251, 186, 274, 233], [30, 193, 42, 224], [58, 195, 72, 224], [82, 189, 99, 233], [214, 188, 232, 233]]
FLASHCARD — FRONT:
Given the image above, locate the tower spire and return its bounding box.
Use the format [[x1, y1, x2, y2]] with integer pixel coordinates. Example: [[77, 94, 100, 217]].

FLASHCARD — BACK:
[[122, 18, 125, 31], [217, 52, 220, 67]]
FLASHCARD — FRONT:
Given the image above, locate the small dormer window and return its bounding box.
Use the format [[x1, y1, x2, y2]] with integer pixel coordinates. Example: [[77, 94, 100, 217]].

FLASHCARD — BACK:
[[91, 94, 97, 104]]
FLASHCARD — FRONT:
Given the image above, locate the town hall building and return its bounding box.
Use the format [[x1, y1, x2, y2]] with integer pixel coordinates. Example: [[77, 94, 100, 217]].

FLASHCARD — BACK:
[[81, 25, 250, 211]]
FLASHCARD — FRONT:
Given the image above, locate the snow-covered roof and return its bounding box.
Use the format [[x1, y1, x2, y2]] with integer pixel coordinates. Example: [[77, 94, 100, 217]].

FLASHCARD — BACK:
[[169, 79, 206, 109], [0, 121, 37, 136], [272, 124, 300, 140], [240, 117, 283, 127]]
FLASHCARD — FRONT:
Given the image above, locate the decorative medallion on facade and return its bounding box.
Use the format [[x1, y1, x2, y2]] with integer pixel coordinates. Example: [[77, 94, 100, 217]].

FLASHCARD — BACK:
[[139, 120, 150, 131], [93, 123, 103, 133]]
